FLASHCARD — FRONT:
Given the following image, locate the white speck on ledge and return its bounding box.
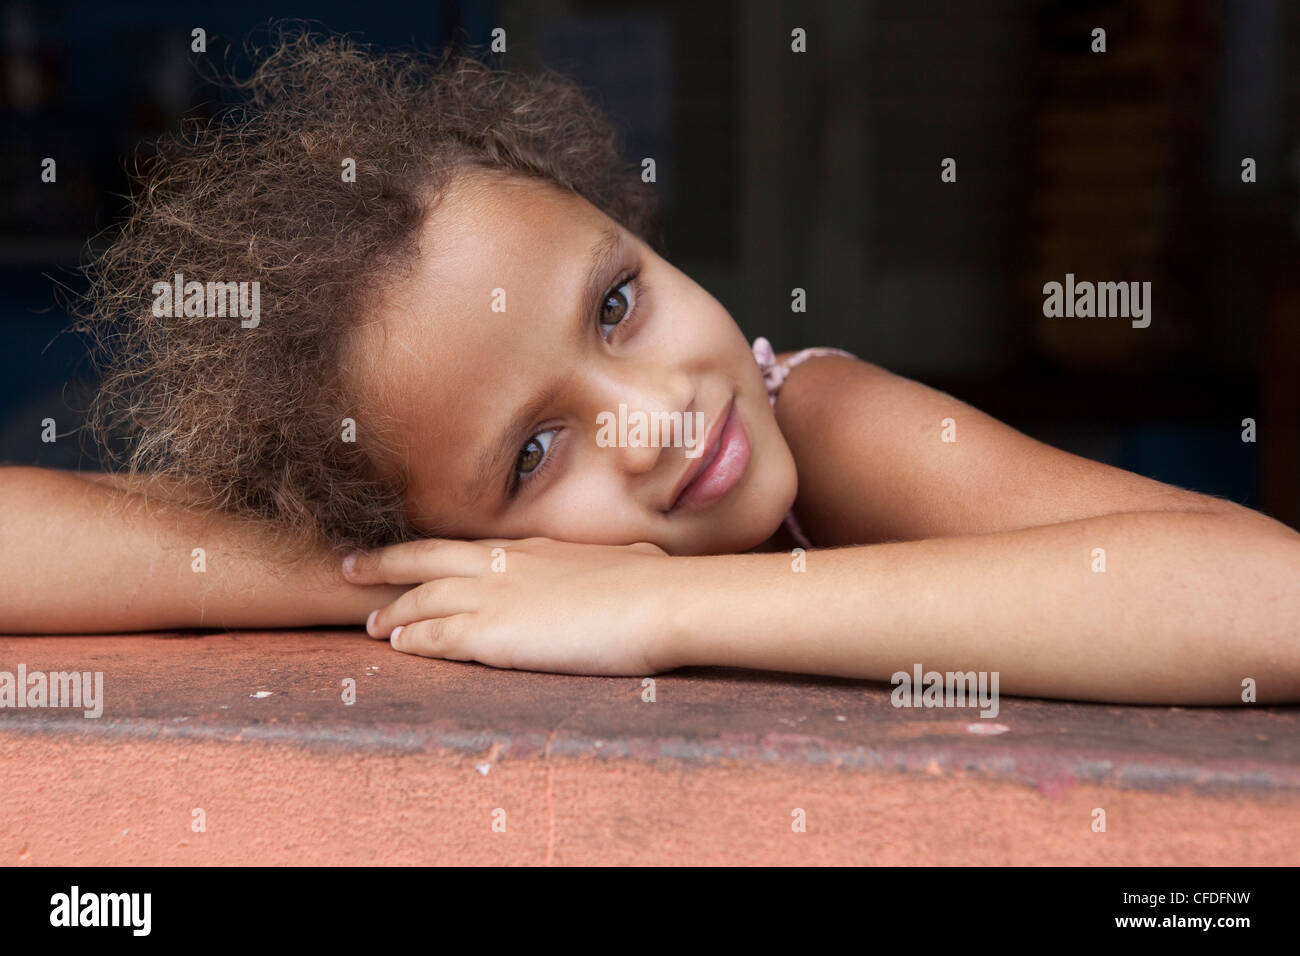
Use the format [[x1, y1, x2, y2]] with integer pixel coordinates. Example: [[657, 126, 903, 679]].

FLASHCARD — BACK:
[[250, 691, 273, 699], [966, 722, 1009, 735], [476, 763, 491, 776]]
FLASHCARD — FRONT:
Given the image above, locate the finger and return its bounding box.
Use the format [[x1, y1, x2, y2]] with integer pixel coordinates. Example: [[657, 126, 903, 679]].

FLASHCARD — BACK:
[[371, 577, 478, 638], [389, 614, 474, 660], [343, 538, 491, 586]]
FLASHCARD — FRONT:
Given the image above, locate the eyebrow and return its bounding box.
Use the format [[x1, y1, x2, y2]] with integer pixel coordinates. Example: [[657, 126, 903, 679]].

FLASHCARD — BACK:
[[467, 227, 626, 502]]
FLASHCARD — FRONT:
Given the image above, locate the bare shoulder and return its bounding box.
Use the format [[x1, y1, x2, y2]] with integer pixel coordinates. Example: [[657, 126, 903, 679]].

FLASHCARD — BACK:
[[772, 352, 1250, 546]]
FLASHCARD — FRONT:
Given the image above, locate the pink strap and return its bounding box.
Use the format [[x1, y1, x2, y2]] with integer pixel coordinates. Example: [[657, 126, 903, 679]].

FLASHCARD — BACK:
[[752, 337, 855, 409], [751, 337, 856, 549]]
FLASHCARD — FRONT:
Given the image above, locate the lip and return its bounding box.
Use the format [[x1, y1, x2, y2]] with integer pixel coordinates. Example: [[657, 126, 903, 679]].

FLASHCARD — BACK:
[[668, 398, 751, 512]]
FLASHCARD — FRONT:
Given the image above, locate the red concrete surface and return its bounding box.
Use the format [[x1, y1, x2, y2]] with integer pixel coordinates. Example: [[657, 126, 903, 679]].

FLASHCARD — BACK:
[[2, 630, 1298, 865]]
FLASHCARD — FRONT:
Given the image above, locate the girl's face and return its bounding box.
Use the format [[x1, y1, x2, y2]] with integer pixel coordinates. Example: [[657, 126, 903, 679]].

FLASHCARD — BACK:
[[349, 169, 797, 556]]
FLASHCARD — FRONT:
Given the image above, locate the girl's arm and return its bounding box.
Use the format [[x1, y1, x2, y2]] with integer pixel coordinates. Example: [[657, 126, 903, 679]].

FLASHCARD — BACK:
[[348, 505, 1299, 704], [669, 353, 1298, 703], [0, 466, 405, 634], [665, 509, 1300, 704]]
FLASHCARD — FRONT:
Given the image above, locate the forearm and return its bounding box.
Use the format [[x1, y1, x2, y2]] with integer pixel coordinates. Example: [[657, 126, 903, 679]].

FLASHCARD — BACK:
[[668, 510, 1300, 704], [0, 467, 404, 633]]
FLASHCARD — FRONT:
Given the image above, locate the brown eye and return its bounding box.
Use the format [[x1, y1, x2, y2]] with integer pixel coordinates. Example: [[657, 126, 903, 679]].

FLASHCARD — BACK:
[[513, 429, 557, 489], [598, 278, 638, 338], [602, 289, 629, 325], [517, 437, 545, 475]]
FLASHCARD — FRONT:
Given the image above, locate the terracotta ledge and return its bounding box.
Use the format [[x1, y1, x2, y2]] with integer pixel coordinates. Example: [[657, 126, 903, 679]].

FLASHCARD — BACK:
[[1, 631, 1296, 865]]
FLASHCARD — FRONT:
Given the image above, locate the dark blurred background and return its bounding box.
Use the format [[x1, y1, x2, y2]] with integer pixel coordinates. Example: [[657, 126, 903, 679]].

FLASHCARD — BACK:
[[2, 0, 1297, 525]]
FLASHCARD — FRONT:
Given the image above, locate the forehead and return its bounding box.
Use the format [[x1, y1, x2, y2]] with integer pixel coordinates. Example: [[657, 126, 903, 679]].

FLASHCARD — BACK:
[[383, 169, 612, 347], [350, 170, 616, 515]]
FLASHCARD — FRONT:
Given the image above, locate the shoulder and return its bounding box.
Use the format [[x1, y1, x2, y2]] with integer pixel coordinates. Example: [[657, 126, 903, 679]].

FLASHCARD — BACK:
[[771, 352, 1233, 546], [771, 349, 901, 430]]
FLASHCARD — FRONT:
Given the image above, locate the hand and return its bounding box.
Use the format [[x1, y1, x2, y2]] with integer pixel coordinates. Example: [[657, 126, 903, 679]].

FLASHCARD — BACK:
[[342, 536, 677, 675]]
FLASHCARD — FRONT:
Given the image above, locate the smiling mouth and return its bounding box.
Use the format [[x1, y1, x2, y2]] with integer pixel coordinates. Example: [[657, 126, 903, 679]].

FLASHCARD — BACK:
[[668, 398, 752, 513]]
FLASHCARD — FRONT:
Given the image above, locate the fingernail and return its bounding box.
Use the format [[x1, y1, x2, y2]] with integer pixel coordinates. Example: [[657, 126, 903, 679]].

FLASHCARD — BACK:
[[365, 609, 378, 635], [390, 625, 404, 645], [342, 552, 360, 576]]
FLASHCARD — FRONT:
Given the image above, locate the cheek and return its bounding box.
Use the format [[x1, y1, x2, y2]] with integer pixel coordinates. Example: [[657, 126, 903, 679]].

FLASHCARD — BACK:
[[651, 271, 736, 340], [503, 469, 649, 544], [741, 392, 799, 512]]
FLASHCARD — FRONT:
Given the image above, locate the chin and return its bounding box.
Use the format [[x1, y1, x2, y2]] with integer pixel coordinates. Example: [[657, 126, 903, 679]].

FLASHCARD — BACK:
[[689, 461, 798, 555]]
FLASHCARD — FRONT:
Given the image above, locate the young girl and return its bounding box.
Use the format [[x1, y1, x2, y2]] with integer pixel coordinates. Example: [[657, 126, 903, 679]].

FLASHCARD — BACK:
[[5, 30, 1297, 705]]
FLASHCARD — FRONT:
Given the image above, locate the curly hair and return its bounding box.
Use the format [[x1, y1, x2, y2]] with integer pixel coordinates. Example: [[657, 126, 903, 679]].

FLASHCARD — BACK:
[[71, 25, 661, 561]]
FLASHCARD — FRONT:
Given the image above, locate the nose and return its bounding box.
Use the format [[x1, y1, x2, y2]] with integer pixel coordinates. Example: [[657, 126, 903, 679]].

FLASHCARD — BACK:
[[588, 363, 695, 477]]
